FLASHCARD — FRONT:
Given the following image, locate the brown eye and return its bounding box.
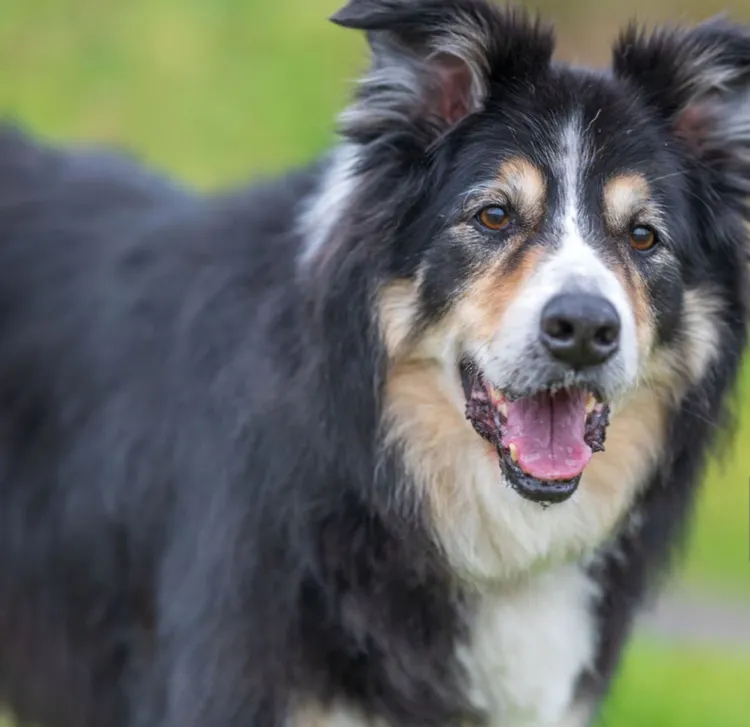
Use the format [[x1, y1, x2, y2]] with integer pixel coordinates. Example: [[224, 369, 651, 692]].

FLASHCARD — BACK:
[[477, 205, 510, 231], [629, 225, 657, 252]]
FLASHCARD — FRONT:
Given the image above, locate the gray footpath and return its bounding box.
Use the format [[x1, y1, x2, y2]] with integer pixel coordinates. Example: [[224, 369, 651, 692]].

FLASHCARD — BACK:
[[636, 585, 750, 651]]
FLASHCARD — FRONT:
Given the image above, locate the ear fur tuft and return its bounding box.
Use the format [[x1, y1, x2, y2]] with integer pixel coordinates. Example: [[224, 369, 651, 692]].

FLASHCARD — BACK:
[[331, 0, 555, 147], [613, 18, 750, 207]]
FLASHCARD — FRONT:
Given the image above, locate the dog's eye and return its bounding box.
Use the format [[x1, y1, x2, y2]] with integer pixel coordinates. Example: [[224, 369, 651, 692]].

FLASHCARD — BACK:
[[477, 206, 510, 231], [629, 225, 657, 252]]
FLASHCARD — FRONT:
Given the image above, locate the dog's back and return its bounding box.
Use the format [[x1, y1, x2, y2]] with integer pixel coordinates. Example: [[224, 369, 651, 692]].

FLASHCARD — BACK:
[[0, 126, 195, 727], [0, 126, 319, 727]]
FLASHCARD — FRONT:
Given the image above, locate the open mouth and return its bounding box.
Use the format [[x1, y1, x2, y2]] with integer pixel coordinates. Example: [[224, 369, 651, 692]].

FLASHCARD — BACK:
[[460, 361, 610, 504]]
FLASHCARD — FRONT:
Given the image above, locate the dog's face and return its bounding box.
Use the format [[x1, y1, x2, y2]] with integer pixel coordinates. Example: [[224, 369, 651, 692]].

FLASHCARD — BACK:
[[388, 89, 689, 504], [308, 0, 750, 578]]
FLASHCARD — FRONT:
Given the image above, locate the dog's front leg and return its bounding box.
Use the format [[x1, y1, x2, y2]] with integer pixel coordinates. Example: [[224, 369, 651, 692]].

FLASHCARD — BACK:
[[129, 522, 281, 727]]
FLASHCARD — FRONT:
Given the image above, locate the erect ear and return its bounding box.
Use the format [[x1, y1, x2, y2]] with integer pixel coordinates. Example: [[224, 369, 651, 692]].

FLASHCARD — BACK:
[[331, 0, 554, 147], [613, 18, 750, 199]]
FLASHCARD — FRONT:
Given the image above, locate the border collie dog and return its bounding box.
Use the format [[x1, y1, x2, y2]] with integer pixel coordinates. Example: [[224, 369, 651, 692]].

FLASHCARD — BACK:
[[0, 1, 749, 726]]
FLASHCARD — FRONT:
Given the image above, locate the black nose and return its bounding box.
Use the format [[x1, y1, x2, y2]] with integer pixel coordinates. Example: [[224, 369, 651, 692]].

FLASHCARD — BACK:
[[540, 293, 620, 369]]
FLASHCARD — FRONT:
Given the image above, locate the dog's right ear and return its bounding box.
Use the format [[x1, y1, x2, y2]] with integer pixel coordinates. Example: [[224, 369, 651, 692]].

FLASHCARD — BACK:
[[331, 0, 554, 147]]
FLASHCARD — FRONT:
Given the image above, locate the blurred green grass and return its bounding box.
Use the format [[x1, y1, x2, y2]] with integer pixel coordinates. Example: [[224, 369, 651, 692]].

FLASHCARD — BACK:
[[1, 1, 748, 726], [684, 357, 750, 597], [0, 0, 362, 186], [598, 638, 750, 726]]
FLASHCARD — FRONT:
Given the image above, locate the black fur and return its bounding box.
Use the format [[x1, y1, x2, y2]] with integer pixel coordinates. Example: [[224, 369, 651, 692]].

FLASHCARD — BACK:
[[0, 2, 748, 727]]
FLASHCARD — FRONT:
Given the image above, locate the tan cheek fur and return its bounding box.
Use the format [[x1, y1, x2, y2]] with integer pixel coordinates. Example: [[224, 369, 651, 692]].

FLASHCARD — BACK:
[[455, 244, 547, 342], [614, 263, 656, 357], [377, 234, 546, 362], [378, 278, 422, 359]]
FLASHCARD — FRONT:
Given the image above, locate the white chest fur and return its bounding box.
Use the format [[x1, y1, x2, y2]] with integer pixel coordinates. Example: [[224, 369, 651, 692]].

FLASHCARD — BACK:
[[457, 563, 598, 727], [290, 563, 598, 727]]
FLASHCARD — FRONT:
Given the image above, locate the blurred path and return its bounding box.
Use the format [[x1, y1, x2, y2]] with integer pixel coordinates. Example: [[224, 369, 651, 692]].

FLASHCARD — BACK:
[[637, 587, 750, 650]]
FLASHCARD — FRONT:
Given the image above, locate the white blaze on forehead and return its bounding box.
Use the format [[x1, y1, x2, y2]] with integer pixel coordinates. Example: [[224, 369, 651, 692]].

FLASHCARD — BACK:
[[559, 117, 585, 239]]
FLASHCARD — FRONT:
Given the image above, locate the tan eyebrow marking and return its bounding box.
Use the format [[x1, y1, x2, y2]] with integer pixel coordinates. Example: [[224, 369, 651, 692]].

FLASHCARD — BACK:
[[494, 156, 547, 223], [603, 173, 651, 230]]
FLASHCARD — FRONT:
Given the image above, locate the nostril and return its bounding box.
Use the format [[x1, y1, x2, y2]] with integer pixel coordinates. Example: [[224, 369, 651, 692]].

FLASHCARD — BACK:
[[543, 316, 575, 343], [593, 322, 619, 348]]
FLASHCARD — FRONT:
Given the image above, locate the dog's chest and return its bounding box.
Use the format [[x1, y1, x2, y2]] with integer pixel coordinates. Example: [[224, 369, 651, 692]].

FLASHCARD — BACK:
[[290, 564, 598, 727], [457, 564, 598, 727]]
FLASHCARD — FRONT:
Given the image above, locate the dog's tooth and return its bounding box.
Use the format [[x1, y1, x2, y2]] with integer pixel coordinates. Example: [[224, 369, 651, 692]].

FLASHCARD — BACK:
[[489, 385, 506, 403], [509, 442, 519, 463], [585, 393, 597, 414], [498, 401, 508, 417]]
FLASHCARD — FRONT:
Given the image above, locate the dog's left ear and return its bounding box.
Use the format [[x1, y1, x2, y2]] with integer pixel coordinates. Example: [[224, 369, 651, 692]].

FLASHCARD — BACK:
[[613, 19, 750, 199], [331, 0, 554, 146]]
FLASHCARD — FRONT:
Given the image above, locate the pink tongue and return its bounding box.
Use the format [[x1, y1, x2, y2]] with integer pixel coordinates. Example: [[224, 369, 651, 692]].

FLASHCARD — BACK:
[[501, 389, 591, 481]]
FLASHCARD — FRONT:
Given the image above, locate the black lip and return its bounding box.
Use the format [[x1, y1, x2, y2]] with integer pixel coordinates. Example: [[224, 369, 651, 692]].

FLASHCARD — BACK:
[[498, 447, 580, 504], [459, 358, 477, 400]]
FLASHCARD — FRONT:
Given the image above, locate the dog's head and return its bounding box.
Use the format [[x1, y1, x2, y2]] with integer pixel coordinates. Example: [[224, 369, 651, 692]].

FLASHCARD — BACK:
[[304, 0, 750, 576]]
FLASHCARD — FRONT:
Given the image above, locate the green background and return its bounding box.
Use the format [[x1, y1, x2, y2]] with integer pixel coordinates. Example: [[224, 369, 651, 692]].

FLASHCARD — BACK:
[[0, 1, 748, 725]]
